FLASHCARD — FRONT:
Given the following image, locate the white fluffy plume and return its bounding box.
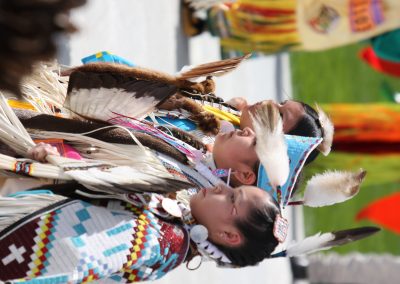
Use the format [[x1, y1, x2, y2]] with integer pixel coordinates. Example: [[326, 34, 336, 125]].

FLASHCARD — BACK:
[[303, 169, 367, 207], [315, 104, 334, 156], [286, 227, 380, 257], [250, 102, 289, 189], [286, 231, 335, 257]]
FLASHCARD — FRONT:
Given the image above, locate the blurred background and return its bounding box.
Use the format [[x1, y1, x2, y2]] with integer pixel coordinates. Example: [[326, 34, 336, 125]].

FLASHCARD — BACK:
[[57, 0, 399, 283]]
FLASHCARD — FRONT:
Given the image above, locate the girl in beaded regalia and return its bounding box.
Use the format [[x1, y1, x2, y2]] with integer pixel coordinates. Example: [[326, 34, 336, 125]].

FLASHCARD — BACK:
[[0, 138, 378, 283], [0, 57, 379, 282], [0, 94, 379, 283]]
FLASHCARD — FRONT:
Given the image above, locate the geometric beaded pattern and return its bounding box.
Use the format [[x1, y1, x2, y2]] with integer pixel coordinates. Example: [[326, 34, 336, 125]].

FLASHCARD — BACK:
[[28, 210, 60, 277], [121, 209, 161, 282], [0, 198, 189, 283]]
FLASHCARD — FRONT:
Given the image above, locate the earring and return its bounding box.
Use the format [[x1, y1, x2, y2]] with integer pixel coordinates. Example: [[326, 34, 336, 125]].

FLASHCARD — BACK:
[[212, 168, 233, 186], [212, 168, 230, 177], [190, 224, 208, 244]]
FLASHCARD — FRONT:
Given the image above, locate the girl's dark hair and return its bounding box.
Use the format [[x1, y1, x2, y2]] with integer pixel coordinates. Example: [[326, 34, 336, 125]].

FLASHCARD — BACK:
[[287, 102, 323, 165], [215, 197, 280, 267]]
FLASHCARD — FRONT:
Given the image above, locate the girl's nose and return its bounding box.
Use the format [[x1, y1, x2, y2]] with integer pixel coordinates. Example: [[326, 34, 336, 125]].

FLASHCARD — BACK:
[[212, 185, 223, 194], [212, 184, 231, 195], [242, 126, 255, 136]]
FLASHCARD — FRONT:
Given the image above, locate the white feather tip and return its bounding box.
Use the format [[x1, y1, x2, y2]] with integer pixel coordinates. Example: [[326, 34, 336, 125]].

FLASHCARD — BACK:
[[286, 226, 378, 256], [250, 102, 289, 189], [286, 231, 334, 256], [303, 169, 367, 207], [315, 104, 334, 156]]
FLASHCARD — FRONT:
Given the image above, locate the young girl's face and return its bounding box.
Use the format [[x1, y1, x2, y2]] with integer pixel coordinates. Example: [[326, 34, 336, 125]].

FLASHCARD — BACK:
[[190, 184, 268, 246], [212, 127, 258, 171], [241, 100, 305, 133]]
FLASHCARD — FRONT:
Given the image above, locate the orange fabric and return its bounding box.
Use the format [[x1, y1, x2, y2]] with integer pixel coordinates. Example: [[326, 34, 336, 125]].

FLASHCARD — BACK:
[[356, 192, 400, 234], [322, 104, 400, 153]]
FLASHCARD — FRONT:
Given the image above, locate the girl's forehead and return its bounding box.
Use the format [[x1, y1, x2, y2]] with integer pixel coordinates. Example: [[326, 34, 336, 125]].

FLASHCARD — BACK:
[[238, 185, 270, 201]]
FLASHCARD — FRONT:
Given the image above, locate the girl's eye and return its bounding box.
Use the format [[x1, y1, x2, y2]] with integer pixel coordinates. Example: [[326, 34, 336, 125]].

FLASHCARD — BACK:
[[280, 100, 288, 105], [231, 192, 235, 203], [231, 192, 237, 215]]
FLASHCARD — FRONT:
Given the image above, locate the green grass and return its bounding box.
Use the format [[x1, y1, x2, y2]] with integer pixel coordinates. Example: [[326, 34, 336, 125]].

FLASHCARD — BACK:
[[290, 43, 400, 254], [291, 43, 400, 104]]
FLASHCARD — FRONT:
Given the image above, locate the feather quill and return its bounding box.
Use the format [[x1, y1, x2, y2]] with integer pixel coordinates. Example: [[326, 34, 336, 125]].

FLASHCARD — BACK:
[[250, 102, 289, 190], [315, 104, 334, 156], [177, 54, 251, 80], [286, 226, 380, 257], [303, 169, 367, 207]]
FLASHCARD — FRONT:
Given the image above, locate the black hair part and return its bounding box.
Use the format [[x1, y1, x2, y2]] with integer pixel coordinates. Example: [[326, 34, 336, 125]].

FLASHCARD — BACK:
[[288, 102, 323, 165], [215, 197, 280, 267]]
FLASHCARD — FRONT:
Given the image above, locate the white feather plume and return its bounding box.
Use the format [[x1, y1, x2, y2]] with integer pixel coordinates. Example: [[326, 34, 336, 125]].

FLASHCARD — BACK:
[[286, 227, 380, 257], [250, 102, 289, 189], [315, 104, 334, 156], [303, 169, 367, 207], [286, 231, 335, 256]]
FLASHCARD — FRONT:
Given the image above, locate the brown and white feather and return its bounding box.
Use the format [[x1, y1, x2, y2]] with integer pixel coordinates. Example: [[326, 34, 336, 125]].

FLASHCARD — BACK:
[[177, 54, 251, 80], [303, 169, 367, 207], [286, 226, 380, 256], [65, 63, 178, 121]]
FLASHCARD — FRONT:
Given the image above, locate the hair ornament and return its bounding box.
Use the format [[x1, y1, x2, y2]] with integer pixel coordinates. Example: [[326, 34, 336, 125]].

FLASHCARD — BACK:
[[250, 102, 289, 192], [315, 104, 334, 156], [190, 224, 209, 243], [271, 226, 380, 258], [273, 215, 289, 243], [212, 168, 233, 186], [303, 169, 367, 207], [285, 226, 379, 257], [212, 168, 230, 177], [256, 135, 322, 206]]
